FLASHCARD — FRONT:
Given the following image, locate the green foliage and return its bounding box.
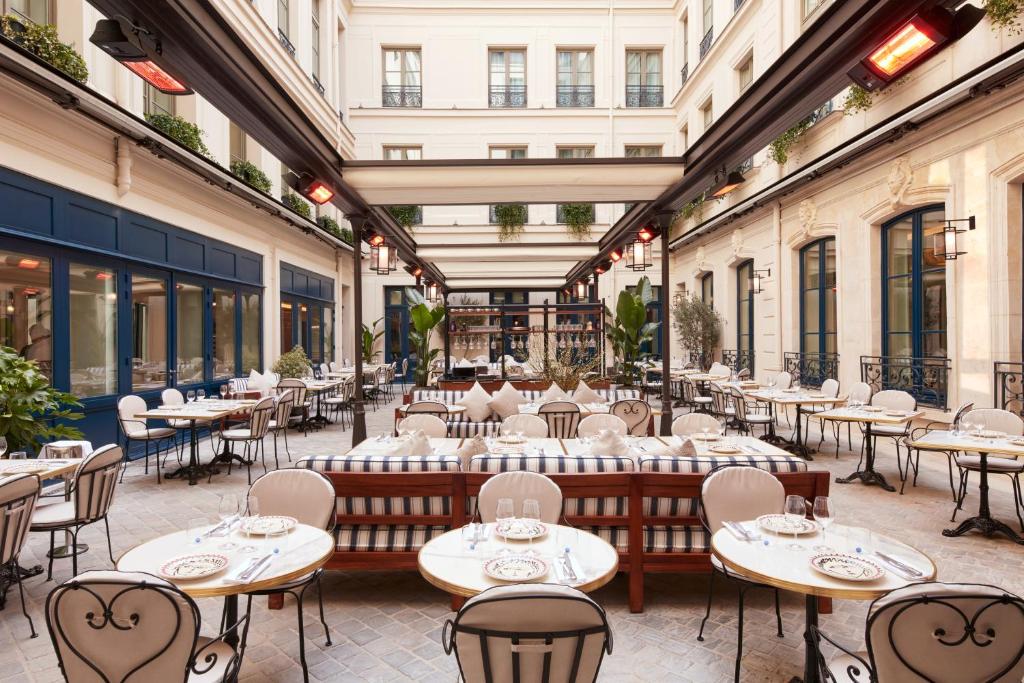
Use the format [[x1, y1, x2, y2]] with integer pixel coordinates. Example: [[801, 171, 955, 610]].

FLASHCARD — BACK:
[[1, 15, 88, 83], [360, 317, 384, 364], [985, 0, 1024, 33], [561, 203, 595, 240], [387, 205, 421, 229], [404, 287, 446, 387], [316, 215, 353, 244], [145, 113, 211, 157], [678, 192, 708, 222], [604, 277, 660, 386], [672, 293, 722, 371], [0, 346, 83, 453], [272, 345, 312, 379], [768, 117, 814, 165], [229, 159, 272, 193], [841, 85, 874, 116], [281, 190, 312, 219], [493, 203, 528, 242]]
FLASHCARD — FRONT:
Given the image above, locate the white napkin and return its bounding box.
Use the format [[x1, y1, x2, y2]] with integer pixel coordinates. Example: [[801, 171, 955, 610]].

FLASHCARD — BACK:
[[589, 429, 629, 456], [455, 434, 488, 470], [387, 429, 433, 456], [645, 437, 697, 457]]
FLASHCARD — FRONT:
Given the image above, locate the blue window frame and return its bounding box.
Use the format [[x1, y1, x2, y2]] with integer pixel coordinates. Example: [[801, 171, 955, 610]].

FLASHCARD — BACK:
[[384, 286, 413, 379], [736, 260, 754, 358], [799, 238, 837, 357], [280, 262, 334, 364], [700, 272, 713, 308], [882, 205, 947, 359]]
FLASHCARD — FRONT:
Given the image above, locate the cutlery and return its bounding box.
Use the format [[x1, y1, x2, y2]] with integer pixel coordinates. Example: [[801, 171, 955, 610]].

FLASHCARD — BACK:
[[203, 515, 239, 538], [724, 521, 752, 541], [228, 557, 259, 582], [566, 552, 585, 582], [559, 555, 577, 582], [875, 552, 923, 578], [241, 554, 274, 582]]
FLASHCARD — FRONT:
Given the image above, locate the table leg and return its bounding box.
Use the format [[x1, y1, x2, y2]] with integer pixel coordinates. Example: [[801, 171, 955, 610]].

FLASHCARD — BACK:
[[835, 423, 895, 492], [761, 403, 789, 446], [943, 453, 1024, 544], [49, 474, 88, 561], [781, 406, 815, 460], [789, 594, 821, 683], [166, 421, 221, 485]]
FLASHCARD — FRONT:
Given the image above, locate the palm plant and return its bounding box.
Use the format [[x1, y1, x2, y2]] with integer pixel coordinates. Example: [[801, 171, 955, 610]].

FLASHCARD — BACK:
[[605, 277, 659, 386], [360, 317, 384, 364], [405, 288, 446, 387], [0, 346, 83, 453]]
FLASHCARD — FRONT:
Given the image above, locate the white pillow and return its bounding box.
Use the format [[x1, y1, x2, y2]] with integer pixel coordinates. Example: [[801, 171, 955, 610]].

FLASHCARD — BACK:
[[457, 358, 473, 368], [456, 382, 493, 422], [247, 369, 266, 392], [540, 383, 566, 403], [487, 381, 527, 419], [572, 380, 604, 404], [262, 369, 278, 389]]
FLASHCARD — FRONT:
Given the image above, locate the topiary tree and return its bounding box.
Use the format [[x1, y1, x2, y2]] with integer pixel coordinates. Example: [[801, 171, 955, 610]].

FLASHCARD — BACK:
[[1, 15, 88, 83], [281, 190, 312, 219], [672, 293, 722, 371], [272, 345, 312, 379], [145, 113, 212, 157], [0, 346, 83, 453], [229, 159, 272, 193]]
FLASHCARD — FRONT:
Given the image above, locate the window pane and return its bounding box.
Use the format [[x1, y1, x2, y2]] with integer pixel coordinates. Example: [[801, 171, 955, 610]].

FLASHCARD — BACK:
[[323, 306, 333, 363], [404, 51, 421, 85], [921, 269, 946, 333], [803, 246, 821, 289], [886, 220, 913, 275], [280, 301, 294, 353], [176, 283, 204, 384], [212, 288, 236, 379], [1, 250, 52, 380], [921, 209, 947, 270], [824, 287, 837, 335], [803, 289, 820, 334], [824, 333, 837, 354], [70, 264, 117, 398], [886, 333, 913, 358], [886, 276, 912, 333], [298, 303, 308, 353], [242, 292, 261, 373], [131, 275, 167, 391], [824, 240, 837, 288], [10, 0, 49, 24], [922, 332, 946, 358], [310, 305, 322, 362]]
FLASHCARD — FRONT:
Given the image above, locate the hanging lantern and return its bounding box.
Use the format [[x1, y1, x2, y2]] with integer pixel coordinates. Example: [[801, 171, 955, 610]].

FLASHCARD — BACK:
[[626, 238, 652, 272], [425, 281, 441, 303], [575, 278, 589, 301], [750, 268, 770, 294], [369, 239, 397, 274], [932, 216, 975, 260]]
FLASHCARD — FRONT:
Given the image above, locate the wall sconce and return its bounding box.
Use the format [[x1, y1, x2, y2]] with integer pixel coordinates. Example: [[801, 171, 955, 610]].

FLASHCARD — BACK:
[[750, 268, 770, 294], [933, 216, 976, 260]]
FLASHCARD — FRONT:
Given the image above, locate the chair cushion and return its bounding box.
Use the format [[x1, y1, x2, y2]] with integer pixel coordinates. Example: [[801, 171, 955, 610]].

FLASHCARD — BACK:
[[955, 455, 1024, 472], [128, 427, 176, 440], [220, 428, 252, 440], [188, 636, 236, 683], [872, 424, 910, 436], [335, 524, 449, 551], [31, 501, 76, 528]]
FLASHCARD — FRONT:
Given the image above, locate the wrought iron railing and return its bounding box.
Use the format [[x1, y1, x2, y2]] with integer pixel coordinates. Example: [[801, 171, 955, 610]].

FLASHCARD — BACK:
[[860, 356, 951, 410], [311, 74, 325, 96], [784, 352, 839, 388], [994, 362, 1024, 416], [556, 85, 594, 107], [734, 0, 745, 9], [489, 204, 529, 225], [680, 64, 689, 86], [382, 85, 422, 107], [738, 157, 753, 173], [625, 85, 664, 108], [489, 85, 527, 108], [807, 99, 835, 125], [277, 29, 296, 58], [699, 28, 714, 60], [721, 349, 754, 375]]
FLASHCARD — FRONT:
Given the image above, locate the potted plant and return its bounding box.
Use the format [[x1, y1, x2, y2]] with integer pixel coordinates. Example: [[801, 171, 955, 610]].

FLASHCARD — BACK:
[[560, 203, 594, 240], [0, 346, 83, 454], [272, 345, 312, 379], [404, 287, 446, 387], [604, 277, 659, 386], [493, 203, 527, 242], [0, 15, 88, 83], [672, 293, 722, 371], [360, 318, 384, 364]]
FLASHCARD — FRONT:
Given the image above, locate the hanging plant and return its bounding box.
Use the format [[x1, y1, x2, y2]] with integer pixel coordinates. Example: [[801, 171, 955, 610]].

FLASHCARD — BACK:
[[678, 192, 708, 222], [387, 205, 421, 229], [1, 15, 88, 83], [281, 190, 312, 219], [229, 159, 272, 193], [767, 116, 814, 165], [842, 85, 874, 116], [985, 0, 1024, 33], [560, 203, 594, 240], [493, 203, 527, 242], [145, 113, 212, 157], [317, 215, 352, 244]]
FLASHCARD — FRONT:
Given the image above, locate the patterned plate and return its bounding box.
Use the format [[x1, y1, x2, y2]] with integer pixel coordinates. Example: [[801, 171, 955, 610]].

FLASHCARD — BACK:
[[809, 553, 886, 582], [496, 435, 526, 445], [756, 514, 819, 536], [709, 445, 743, 454], [1010, 438, 1024, 447], [782, 388, 799, 393], [238, 515, 297, 535], [483, 554, 549, 582], [977, 430, 1004, 439], [495, 519, 548, 541], [0, 462, 51, 474], [159, 553, 230, 580]]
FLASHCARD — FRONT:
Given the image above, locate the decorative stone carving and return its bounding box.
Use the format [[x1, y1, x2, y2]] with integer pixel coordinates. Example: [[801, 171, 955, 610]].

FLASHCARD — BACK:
[[887, 157, 913, 208], [798, 199, 817, 232], [730, 229, 743, 258], [695, 245, 706, 270]]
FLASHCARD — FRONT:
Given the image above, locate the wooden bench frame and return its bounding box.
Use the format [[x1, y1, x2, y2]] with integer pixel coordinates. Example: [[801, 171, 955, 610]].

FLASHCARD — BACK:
[[319, 469, 831, 613]]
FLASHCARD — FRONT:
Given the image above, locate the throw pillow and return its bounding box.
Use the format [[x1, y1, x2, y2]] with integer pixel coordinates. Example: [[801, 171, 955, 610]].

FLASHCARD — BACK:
[[540, 383, 566, 403], [487, 382, 528, 419], [247, 368, 266, 392], [456, 382, 493, 422], [572, 380, 604, 404]]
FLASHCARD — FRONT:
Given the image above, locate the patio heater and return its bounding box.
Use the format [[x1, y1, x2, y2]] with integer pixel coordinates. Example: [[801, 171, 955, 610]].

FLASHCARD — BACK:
[[89, 19, 192, 94]]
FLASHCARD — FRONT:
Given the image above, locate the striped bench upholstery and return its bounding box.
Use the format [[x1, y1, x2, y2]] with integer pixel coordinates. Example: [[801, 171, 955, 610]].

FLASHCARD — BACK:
[[584, 526, 710, 554], [297, 454, 461, 552]]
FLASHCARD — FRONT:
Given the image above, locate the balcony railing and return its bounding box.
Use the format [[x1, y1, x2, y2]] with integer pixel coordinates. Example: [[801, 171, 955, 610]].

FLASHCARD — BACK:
[[784, 352, 839, 388], [489, 204, 529, 225], [382, 85, 422, 108], [807, 100, 835, 125], [489, 85, 527, 108], [625, 85, 664, 108], [680, 63, 689, 86], [699, 28, 714, 60], [994, 362, 1024, 416], [556, 85, 594, 107], [277, 29, 296, 58], [721, 349, 754, 375], [860, 356, 951, 410], [311, 74, 325, 96]]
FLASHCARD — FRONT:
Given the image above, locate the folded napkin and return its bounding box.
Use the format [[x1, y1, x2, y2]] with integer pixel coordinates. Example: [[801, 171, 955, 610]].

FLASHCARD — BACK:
[[645, 437, 698, 457], [455, 434, 488, 469], [386, 429, 433, 456], [589, 429, 628, 456]]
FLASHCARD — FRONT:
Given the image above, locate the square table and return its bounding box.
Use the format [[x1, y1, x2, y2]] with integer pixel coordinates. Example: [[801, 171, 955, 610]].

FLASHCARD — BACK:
[[814, 406, 922, 492], [743, 389, 846, 460]]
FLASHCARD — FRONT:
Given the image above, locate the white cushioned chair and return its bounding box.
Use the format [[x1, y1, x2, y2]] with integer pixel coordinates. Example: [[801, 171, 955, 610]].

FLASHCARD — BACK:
[[0, 473, 41, 637], [671, 413, 722, 438], [865, 390, 917, 485], [815, 381, 872, 455], [116, 395, 175, 484], [266, 389, 295, 468], [220, 396, 275, 485], [538, 401, 581, 439], [952, 408, 1024, 530], [399, 414, 449, 438], [500, 414, 549, 438], [478, 471, 563, 524], [577, 414, 628, 438]]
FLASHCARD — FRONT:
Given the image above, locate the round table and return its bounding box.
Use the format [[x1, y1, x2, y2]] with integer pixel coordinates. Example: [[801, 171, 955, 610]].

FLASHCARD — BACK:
[[418, 523, 618, 598], [712, 523, 936, 683]]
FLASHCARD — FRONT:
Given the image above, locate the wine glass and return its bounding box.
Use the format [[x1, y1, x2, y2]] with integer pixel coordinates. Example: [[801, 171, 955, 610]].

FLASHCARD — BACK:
[[784, 495, 807, 550], [185, 517, 208, 550], [10, 451, 26, 460], [219, 384, 228, 400], [0, 436, 7, 459], [496, 498, 514, 537], [196, 388, 206, 401], [186, 390, 196, 403], [716, 420, 727, 441], [522, 499, 541, 555], [812, 496, 834, 550], [240, 495, 260, 553], [216, 494, 240, 550]]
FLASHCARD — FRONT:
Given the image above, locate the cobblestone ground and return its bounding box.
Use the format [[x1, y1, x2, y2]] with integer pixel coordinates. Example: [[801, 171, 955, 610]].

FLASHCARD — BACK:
[[2, 392, 1023, 682]]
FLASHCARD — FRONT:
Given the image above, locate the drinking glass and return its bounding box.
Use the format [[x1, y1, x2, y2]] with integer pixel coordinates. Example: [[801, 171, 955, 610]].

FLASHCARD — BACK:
[[716, 421, 726, 441], [186, 390, 196, 403], [216, 494, 239, 550], [495, 498, 514, 535], [0, 436, 7, 458], [185, 517, 208, 550], [219, 385, 228, 400], [197, 388, 206, 401], [784, 495, 807, 550], [556, 526, 580, 584], [812, 496, 834, 550], [10, 451, 26, 460], [240, 495, 260, 553], [522, 499, 541, 555], [792, 379, 801, 392]]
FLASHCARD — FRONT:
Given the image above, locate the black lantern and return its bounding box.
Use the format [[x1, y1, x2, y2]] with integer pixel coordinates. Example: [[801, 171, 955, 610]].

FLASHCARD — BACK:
[[626, 228, 655, 272], [370, 239, 397, 274], [750, 268, 771, 294], [574, 278, 589, 301], [425, 281, 441, 303], [933, 216, 976, 260]]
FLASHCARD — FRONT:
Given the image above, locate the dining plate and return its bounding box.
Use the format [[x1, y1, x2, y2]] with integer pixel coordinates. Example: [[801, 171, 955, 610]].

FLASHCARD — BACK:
[[496, 435, 526, 445], [495, 519, 548, 540], [884, 410, 907, 417], [862, 406, 884, 413], [809, 553, 886, 582], [709, 444, 743, 454], [976, 430, 1004, 439], [782, 388, 799, 393], [1010, 438, 1024, 447], [483, 554, 549, 582], [159, 553, 230, 580], [756, 514, 819, 536], [809, 393, 826, 399], [690, 433, 722, 441], [239, 515, 297, 535]]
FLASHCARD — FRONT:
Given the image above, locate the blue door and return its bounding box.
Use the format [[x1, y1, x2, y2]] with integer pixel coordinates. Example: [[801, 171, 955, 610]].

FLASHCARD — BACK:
[[384, 286, 413, 380]]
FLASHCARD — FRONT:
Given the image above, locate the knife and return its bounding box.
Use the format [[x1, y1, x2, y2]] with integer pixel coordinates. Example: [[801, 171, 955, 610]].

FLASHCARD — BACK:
[[559, 555, 577, 583], [203, 515, 238, 538], [875, 552, 923, 578], [244, 554, 274, 582], [725, 521, 753, 541]]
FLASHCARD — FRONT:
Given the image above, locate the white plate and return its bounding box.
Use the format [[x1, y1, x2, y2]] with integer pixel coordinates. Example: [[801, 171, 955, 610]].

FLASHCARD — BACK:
[[0, 462, 51, 473], [690, 433, 722, 441], [159, 553, 230, 580], [239, 515, 297, 535], [976, 430, 1004, 439], [884, 410, 906, 417], [483, 554, 549, 582], [709, 445, 743, 454], [495, 519, 548, 540], [1009, 438, 1024, 447], [862, 406, 884, 413], [809, 553, 886, 582], [756, 514, 819, 536], [496, 435, 525, 445]]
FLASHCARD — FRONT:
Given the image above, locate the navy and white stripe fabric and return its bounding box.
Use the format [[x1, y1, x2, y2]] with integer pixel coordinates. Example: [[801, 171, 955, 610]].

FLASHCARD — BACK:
[[580, 525, 712, 553], [334, 525, 448, 552]]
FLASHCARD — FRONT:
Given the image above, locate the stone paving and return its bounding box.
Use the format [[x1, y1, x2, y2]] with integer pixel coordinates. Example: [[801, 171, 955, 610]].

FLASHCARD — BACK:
[[2, 392, 1023, 682]]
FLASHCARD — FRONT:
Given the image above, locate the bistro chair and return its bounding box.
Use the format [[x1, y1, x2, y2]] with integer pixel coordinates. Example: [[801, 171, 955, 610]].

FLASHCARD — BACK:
[[160, 387, 216, 465], [610, 399, 652, 436], [500, 414, 548, 438], [906, 401, 974, 497], [728, 387, 774, 437], [267, 389, 296, 468], [681, 376, 713, 414], [671, 413, 722, 438], [477, 471, 563, 524], [813, 582, 1024, 683], [0, 473, 41, 637], [952, 408, 1024, 530], [642, 369, 663, 397], [399, 357, 409, 392], [323, 377, 354, 429], [245, 469, 335, 680], [538, 401, 581, 439], [708, 382, 736, 426], [405, 400, 450, 420], [799, 378, 840, 448], [736, 367, 751, 380], [398, 414, 448, 438], [30, 444, 122, 580], [362, 369, 383, 409], [220, 396, 275, 485], [697, 465, 786, 682], [115, 395, 175, 484], [709, 362, 732, 377], [442, 583, 613, 683], [865, 390, 917, 484], [816, 381, 872, 455], [46, 570, 249, 683], [577, 414, 628, 438], [277, 378, 312, 434]]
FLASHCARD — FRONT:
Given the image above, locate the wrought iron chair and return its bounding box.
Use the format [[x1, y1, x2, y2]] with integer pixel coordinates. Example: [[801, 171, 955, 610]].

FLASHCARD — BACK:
[[577, 414, 628, 438], [708, 382, 737, 428], [443, 583, 613, 683], [46, 570, 249, 682], [813, 582, 1024, 683], [816, 381, 872, 456], [642, 368, 663, 397], [276, 378, 312, 433], [220, 396, 275, 485], [398, 414, 449, 438], [799, 378, 840, 449], [266, 389, 296, 468], [30, 444, 122, 580], [538, 401, 581, 439], [952, 408, 1024, 530], [697, 465, 785, 682], [0, 473, 41, 637], [681, 376, 713, 414], [323, 377, 354, 429], [729, 387, 774, 437], [500, 414, 549, 438], [116, 395, 175, 484], [244, 469, 335, 680], [610, 399, 652, 436], [905, 401, 974, 497], [865, 390, 917, 485]]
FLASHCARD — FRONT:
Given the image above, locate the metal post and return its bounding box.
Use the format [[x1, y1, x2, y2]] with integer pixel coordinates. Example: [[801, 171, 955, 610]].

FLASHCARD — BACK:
[[443, 290, 451, 378], [543, 299, 550, 375], [657, 212, 674, 436], [349, 216, 368, 445]]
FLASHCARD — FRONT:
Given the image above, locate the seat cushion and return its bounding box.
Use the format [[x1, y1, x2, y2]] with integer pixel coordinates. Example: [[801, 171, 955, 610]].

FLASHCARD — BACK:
[[955, 455, 1024, 472], [335, 524, 449, 551], [188, 636, 236, 682], [31, 501, 76, 528], [128, 427, 176, 440], [221, 428, 252, 440], [872, 424, 910, 436], [578, 525, 709, 553]]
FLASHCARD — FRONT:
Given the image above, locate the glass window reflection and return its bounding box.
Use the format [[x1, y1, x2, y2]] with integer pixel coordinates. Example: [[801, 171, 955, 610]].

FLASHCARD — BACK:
[[70, 264, 117, 398], [1, 250, 52, 379], [131, 275, 167, 391]]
